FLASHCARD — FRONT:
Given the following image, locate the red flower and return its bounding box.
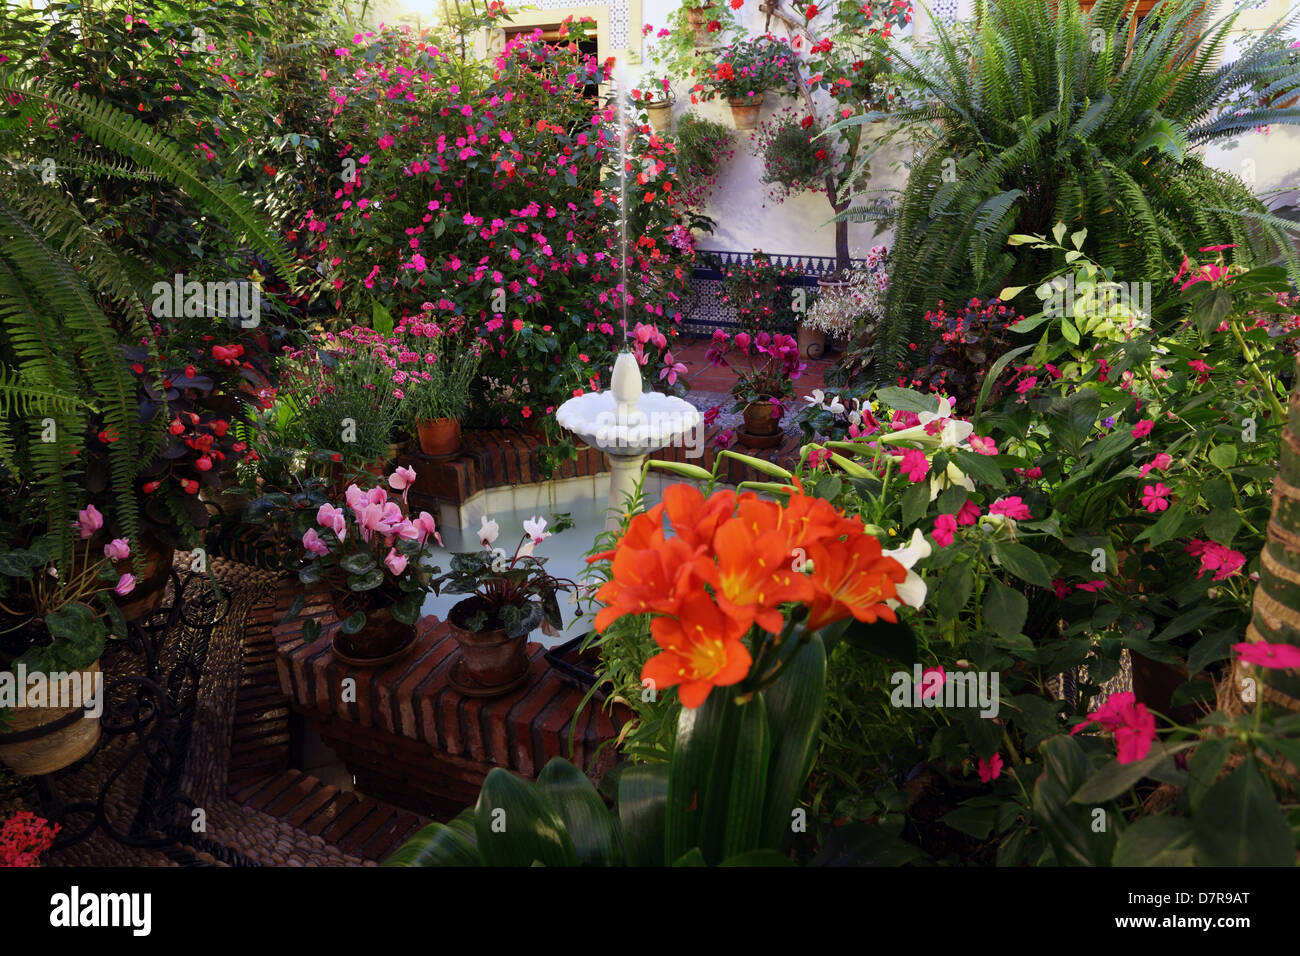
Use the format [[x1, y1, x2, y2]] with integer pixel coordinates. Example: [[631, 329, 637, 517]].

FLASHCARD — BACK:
[[805, 3, 819, 16]]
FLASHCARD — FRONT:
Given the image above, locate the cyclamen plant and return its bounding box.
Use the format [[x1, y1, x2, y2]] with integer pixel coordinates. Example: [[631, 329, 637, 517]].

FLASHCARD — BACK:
[[294, 468, 441, 633], [706, 329, 805, 413], [431, 516, 575, 638]]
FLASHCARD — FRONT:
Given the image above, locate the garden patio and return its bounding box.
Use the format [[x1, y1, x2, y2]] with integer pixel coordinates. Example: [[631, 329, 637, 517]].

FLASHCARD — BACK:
[[2, 0, 1300, 887]]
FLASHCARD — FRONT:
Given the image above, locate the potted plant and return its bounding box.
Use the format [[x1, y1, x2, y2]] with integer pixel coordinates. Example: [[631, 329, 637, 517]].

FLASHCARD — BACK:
[[633, 73, 676, 131], [754, 111, 831, 205], [291, 468, 442, 666], [704, 329, 804, 447], [431, 515, 575, 697], [693, 35, 796, 130], [720, 252, 805, 334], [801, 261, 887, 357], [280, 327, 404, 490], [387, 312, 483, 459], [0, 511, 136, 776]]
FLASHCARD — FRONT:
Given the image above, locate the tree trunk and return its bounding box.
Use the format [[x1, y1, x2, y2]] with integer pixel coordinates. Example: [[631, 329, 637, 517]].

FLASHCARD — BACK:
[[1240, 354, 1300, 714]]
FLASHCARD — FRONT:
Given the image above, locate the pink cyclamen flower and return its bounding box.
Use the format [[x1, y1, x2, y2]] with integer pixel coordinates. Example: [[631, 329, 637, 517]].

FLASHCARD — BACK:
[[74, 504, 103, 540], [899, 448, 929, 483], [302, 528, 330, 556], [114, 573, 136, 596], [1141, 483, 1171, 513], [358, 503, 397, 540], [1233, 640, 1300, 670], [103, 538, 131, 561], [415, 511, 443, 547], [990, 496, 1031, 521], [384, 548, 408, 576], [977, 753, 1003, 783], [916, 666, 945, 702], [933, 513, 958, 548], [1070, 692, 1156, 764], [317, 504, 347, 541], [1131, 419, 1153, 439], [956, 500, 981, 526], [389, 465, 417, 496]]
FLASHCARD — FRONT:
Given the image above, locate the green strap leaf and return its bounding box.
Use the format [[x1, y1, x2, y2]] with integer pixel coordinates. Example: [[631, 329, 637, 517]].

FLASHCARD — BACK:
[[537, 758, 622, 867]]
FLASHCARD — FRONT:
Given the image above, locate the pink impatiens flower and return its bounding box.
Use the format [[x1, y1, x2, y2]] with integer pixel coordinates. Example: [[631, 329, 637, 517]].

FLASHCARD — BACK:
[[1138, 452, 1173, 478], [932, 513, 957, 548], [990, 496, 1031, 521], [955, 500, 981, 526], [899, 448, 929, 483], [967, 435, 997, 456], [977, 753, 1003, 783], [1131, 419, 1153, 439], [1070, 692, 1156, 764], [916, 665, 946, 702], [1233, 640, 1300, 670], [1187, 540, 1246, 581], [1140, 483, 1171, 513]]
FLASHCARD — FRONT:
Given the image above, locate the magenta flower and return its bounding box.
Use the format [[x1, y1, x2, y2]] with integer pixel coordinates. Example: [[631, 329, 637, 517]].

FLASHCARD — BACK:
[[114, 573, 136, 596], [898, 448, 929, 483], [1131, 419, 1153, 439], [1070, 692, 1156, 764], [989, 496, 1031, 521], [916, 665, 945, 702], [1233, 640, 1300, 670], [956, 500, 981, 526], [1140, 483, 1171, 513], [932, 513, 957, 548], [808, 447, 832, 469], [659, 351, 687, 386], [414, 511, 442, 547], [967, 435, 997, 456], [977, 752, 1003, 782]]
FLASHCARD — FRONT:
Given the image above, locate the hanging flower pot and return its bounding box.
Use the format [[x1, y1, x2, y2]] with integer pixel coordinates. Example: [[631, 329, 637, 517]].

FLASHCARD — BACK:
[[687, 4, 718, 45], [728, 93, 764, 130], [0, 660, 102, 776], [416, 417, 462, 458], [645, 98, 673, 132], [447, 596, 533, 697]]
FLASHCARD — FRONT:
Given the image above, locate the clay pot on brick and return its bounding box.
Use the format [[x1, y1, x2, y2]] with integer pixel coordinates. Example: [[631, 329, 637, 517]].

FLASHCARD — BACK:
[[797, 325, 827, 360], [416, 417, 462, 458], [645, 98, 672, 132], [329, 599, 415, 664], [447, 596, 531, 696], [739, 400, 783, 449], [728, 94, 764, 130], [0, 660, 101, 776]]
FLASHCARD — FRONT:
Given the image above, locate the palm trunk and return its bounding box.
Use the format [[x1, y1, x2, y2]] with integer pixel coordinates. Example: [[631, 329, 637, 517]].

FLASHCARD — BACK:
[[1241, 355, 1300, 713]]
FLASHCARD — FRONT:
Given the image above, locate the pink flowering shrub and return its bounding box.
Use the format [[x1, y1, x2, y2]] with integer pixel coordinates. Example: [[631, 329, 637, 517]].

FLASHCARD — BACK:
[[295, 20, 699, 430]]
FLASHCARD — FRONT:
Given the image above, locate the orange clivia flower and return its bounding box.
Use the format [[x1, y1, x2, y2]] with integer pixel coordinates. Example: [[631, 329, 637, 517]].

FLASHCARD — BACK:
[[699, 513, 815, 633], [642, 594, 753, 708], [592, 529, 698, 632], [660, 483, 735, 550], [805, 534, 907, 631]]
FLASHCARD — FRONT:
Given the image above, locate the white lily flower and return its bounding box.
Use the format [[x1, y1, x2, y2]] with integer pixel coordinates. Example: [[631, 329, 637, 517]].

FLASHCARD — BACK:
[[883, 529, 931, 609], [929, 460, 976, 502], [879, 397, 974, 450]]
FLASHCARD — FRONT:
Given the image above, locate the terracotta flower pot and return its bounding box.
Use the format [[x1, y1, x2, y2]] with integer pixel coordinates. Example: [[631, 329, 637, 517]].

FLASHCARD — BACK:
[[743, 400, 782, 435], [728, 94, 764, 130], [0, 660, 102, 776], [645, 99, 672, 131], [417, 417, 462, 458], [329, 600, 414, 663], [797, 325, 827, 360], [447, 596, 531, 694]]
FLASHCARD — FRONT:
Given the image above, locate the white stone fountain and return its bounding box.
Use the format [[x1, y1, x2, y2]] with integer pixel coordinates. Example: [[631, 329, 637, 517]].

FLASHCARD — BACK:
[[556, 352, 701, 531]]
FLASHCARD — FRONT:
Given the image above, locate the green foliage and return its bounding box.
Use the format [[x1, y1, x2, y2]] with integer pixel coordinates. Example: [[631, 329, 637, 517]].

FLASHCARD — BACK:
[[853, 0, 1300, 380]]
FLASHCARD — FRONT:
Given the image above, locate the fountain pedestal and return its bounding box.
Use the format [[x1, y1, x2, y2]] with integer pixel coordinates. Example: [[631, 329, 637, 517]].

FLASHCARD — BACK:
[[556, 352, 702, 531]]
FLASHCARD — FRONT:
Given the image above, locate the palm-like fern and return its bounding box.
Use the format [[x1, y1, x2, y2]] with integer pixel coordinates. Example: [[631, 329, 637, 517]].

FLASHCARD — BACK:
[[847, 0, 1300, 380], [0, 82, 297, 565]]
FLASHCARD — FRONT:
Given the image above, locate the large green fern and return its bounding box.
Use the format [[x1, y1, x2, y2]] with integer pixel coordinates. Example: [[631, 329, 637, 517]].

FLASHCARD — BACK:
[[842, 0, 1300, 381]]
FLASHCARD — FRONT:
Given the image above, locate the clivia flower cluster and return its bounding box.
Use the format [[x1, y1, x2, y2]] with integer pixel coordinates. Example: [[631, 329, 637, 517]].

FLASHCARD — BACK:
[[591, 482, 928, 708]]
